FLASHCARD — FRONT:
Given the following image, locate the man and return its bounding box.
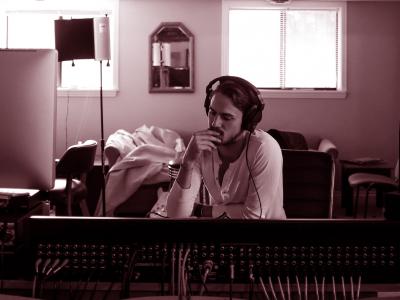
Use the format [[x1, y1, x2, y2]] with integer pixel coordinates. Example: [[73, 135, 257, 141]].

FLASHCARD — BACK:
[[167, 76, 286, 219]]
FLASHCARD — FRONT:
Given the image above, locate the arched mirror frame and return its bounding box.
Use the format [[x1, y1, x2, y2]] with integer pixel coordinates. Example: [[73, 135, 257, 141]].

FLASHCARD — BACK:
[[149, 22, 194, 93]]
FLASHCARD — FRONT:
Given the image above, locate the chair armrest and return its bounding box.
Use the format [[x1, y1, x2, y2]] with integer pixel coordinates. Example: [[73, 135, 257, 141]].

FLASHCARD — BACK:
[[104, 146, 120, 168], [318, 138, 338, 160]]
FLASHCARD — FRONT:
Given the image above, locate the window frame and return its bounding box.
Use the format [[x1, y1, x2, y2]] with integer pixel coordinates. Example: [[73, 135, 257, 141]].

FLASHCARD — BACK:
[[221, 0, 347, 99], [0, 0, 119, 98]]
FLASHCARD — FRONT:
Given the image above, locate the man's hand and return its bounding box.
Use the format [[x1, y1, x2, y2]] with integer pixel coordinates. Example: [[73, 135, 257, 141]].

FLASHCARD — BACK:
[[182, 129, 222, 165]]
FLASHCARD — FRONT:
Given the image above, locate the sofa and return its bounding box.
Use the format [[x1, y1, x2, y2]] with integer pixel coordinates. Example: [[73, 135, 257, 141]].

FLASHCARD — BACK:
[[104, 128, 338, 219]]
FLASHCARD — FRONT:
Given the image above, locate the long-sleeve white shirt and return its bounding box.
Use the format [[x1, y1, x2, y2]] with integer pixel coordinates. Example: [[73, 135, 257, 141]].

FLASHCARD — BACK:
[[167, 130, 286, 219]]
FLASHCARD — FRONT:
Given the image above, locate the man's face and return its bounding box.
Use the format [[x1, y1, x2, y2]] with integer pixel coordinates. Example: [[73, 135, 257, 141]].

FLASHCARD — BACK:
[[208, 92, 243, 145]]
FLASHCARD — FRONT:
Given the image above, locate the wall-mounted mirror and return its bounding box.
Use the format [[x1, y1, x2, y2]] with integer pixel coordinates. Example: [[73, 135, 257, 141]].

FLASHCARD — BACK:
[[149, 22, 194, 93]]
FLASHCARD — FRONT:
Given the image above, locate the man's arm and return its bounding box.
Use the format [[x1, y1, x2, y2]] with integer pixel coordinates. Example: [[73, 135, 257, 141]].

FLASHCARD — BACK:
[[166, 129, 221, 218], [166, 162, 201, 218]]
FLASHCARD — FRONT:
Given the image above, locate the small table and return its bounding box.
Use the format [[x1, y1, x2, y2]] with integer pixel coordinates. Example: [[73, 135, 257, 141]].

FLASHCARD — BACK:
[[341, 161, 392, 216]]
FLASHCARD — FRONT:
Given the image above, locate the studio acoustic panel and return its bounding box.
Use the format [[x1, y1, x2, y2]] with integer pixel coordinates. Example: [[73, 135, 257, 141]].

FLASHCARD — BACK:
[[55, 17, 110, 62]]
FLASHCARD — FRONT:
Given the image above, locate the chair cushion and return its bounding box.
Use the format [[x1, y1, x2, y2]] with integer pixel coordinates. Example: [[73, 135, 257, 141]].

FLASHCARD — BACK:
[[348, 172, 398, 188], [48, 179, 87, 200]]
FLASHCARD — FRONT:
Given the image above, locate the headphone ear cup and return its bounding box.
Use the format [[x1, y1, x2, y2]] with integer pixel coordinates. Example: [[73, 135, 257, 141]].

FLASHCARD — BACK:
[[242, 105, 262, 132]]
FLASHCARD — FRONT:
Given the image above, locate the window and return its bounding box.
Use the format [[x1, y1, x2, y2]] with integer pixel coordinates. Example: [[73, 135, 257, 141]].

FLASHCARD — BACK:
[[0, 0, 118, 96], [222, 1, 346, 98]]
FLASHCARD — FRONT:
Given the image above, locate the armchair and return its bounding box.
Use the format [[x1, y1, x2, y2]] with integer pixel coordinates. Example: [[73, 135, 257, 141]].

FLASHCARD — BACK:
[[267, 128, 338, 160], [267, 129, 338, 218]]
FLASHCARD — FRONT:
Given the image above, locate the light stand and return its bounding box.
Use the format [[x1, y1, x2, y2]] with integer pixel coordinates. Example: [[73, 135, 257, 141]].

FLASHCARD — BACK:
[[99, 60, 106, 217], [55, 16, 111, 216], [94, 16, 111, 217]]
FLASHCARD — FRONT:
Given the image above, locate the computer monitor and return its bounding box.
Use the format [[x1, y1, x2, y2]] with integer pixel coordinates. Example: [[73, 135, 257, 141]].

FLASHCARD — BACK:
[[0, 49, 57, 190]]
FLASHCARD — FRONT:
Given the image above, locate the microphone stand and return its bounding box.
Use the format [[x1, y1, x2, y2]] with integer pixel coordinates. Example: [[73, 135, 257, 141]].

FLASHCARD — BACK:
[[99, 60, 106, 216]]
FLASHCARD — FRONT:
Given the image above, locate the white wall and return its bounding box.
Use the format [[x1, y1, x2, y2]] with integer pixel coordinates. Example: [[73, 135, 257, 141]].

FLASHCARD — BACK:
[[56, 0, 400, 175]]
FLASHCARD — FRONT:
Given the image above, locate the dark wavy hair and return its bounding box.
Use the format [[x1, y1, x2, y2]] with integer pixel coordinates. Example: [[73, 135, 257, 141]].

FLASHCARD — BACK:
[[211, 79, 254, 113]]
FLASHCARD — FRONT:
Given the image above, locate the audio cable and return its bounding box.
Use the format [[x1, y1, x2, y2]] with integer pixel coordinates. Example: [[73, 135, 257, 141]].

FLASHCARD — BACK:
[[34, 257, 68, 299], [77, 269, 95, 300], [295, 274, 302, 300], [103, 276, 116, 300], [229, 263, 235, 300], [277, 275, 286, 300], [181, 245, 190, 297], [245, 132, 263, 219], [41, 258, 52, 276], [160, 244, 167, 295], [304, 275, 308, 300], [177, 244, 183, 297], [51, 258, 69, 276], [120, 249, 137, 299], [89, 269, 102, 300], [350, 275, 354, 300], [248, 264, 255, 300], [45, 258, 60, 277], [199, 259, 213, 296], [314, 275, 320, 300], [171, 245, 176, 295], [38, 258, 51, 298], [341, 275, 346, 300], [356, 275, 362, 300], [268, 275, 278, 300], [286, 275, 291, 300], [71, 270, 85, 300], [32, 258, 42, 298], [259, 276, 270, 300], [332, 275, 337, 300]]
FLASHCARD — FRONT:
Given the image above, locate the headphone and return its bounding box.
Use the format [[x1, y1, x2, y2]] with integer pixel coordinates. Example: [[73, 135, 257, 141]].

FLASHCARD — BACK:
[[204, 75, 265, 133]]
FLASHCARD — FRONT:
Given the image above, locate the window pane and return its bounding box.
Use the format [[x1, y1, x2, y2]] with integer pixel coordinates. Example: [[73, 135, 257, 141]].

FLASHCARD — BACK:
[[7, 14, 55, 48], [285, 9, 337, 88], [229, 9, 281, 88], [62, 60, 113, 89], [226, 3, 343, 91]]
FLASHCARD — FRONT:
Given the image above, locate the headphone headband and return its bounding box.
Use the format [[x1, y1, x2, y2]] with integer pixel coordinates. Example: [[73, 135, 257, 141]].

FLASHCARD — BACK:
[[204, 76, 265, 132]]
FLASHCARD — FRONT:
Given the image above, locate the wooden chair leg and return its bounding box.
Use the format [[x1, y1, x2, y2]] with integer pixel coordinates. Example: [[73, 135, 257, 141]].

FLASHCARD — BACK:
[[353, 186, 360, 218], [364, 187, 371, 218], [65, 177, 73, 216]]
